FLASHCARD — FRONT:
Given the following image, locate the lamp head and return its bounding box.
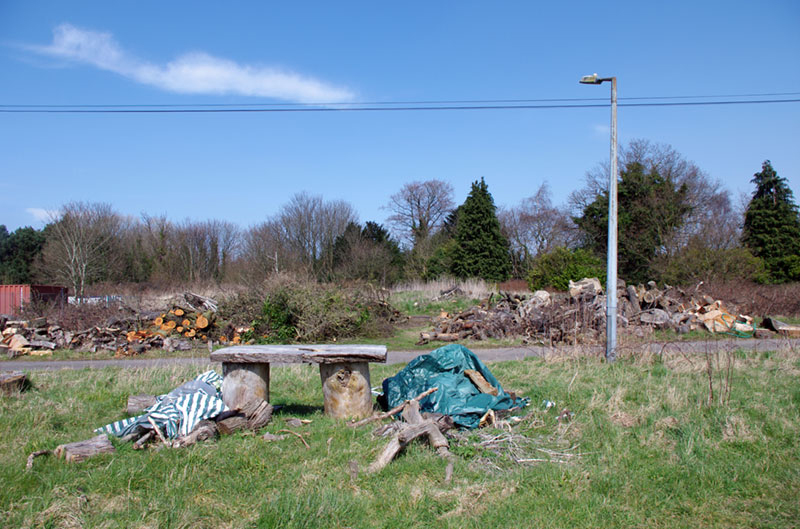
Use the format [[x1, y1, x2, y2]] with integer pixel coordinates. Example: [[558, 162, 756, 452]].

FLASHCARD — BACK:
[[579, 73, 601, 85]]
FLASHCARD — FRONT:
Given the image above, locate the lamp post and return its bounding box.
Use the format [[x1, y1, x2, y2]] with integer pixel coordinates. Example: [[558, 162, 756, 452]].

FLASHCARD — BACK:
[[580, 73, 617, 363]]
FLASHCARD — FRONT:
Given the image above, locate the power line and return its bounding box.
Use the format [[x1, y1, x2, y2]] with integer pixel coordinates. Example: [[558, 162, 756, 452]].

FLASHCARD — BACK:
[[1, 98, 799, 113], [2, 91, 800, 109]]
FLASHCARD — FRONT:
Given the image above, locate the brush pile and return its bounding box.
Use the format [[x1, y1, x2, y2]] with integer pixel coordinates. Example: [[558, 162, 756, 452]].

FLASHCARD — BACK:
[[418, 279, 765, 346]]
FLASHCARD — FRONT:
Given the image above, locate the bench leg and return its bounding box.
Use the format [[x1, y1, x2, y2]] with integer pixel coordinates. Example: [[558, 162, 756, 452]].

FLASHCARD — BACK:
[[222, 362, 270, 410], [319, 362, 372, 420]]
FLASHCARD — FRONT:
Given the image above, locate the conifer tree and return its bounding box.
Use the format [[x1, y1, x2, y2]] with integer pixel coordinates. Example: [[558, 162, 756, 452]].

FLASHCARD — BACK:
[[743, 160, 800, 282], [450, 178, 511, 281]]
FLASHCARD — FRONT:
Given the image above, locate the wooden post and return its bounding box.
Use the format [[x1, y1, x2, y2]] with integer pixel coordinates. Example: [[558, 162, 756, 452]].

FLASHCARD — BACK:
[[319, 362, 372, 420], [221, 363, 270, 410]]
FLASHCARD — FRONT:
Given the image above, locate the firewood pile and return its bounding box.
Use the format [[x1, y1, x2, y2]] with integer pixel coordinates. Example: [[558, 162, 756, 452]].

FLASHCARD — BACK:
[[417, 278, 765, 346], [1, 292, 249, 358]]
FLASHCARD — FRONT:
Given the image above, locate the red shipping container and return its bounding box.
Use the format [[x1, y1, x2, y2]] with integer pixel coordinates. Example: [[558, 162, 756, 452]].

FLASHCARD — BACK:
[[0, 285, 68, 316]]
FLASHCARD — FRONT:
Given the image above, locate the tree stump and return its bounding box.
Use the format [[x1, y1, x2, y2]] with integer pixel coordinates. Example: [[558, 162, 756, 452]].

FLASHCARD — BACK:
[[0, 371, 28, 394], [319, 362, 372, 420], [221, 363, 269, 410], [54, 434, 115, 463]]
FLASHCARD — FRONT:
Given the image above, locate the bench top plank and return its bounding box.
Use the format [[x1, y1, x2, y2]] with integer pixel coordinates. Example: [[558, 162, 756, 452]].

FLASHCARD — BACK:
[[210, 344, 387, 365]]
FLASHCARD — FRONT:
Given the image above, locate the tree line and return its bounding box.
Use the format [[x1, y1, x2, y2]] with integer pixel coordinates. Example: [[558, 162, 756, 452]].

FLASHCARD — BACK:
[[1, 139, 798, 296]]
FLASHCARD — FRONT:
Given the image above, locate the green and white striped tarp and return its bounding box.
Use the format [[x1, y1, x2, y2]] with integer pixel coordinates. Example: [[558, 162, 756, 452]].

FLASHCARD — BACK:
[[96, 370, 228, 440]]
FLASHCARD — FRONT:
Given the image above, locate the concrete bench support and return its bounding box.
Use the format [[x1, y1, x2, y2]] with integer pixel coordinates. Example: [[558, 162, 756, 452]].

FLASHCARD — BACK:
[[210, 345, 387, 420]]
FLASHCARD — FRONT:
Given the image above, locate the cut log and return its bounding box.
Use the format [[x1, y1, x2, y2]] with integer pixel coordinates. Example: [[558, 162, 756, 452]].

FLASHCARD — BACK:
[[182, 319, 192, 328], [215, 411, 249, 435], [127, 394, 157, 415], [154, 317, 164, 327], [54, 434, 115, 463], [173, 420, 218, 448], [185, 330, 197, 338], [319, 362, 372, 420], [0, 371, 28, 394], [221, 363, 270, 410], [239, 398, 274, 430], [195, 314, 210, 330], [174, 308, 185, 317], [464, 369, 498, 396]]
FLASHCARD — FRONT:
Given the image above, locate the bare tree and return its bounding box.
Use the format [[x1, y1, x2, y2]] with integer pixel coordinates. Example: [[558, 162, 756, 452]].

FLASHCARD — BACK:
[[248, 192, 359, 277], [386, 180, 455, 245], [171, 219, 239, 283], [40, 202, 123, 299], [500, 184, 575, 277]]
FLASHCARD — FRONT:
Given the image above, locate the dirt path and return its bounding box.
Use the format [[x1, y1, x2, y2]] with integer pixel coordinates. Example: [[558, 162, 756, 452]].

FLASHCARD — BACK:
[[2, 338, 797, 372]]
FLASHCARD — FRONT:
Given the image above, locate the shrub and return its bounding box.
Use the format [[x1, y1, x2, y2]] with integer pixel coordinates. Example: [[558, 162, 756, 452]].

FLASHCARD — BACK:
[[222, 274, 395, 343], [658, 245, 768, 286], [526, 247, 605, 291]]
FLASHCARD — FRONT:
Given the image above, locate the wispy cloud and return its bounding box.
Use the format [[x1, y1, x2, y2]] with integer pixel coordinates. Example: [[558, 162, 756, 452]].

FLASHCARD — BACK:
[[26, 207, 58, 223], [27, 23, 355, 103], [593, 124, 610, 136]]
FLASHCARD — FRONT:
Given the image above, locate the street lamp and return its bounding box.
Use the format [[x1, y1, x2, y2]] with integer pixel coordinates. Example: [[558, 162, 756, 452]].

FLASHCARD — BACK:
[[580, 73, 618, 363]]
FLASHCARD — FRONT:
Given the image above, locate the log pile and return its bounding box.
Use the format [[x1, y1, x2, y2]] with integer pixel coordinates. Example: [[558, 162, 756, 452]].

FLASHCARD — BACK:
[[1, 293, 250, 357], [418, 279, 765, 346]]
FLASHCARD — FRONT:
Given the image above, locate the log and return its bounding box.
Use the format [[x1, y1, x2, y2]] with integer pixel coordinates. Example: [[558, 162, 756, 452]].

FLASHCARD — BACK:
[[464, 369, 498, 396], [195, 314, 209, 330], [127, 394, 157, 415], [215, 412, 249, 435], [320, 362, 372, 420], [54, 434, 115, 463], [349, 387, 439, 428], [239, 398, 274, 430], [0, 371, 28, 394], [221, 363, 270, 410], [28, 340, 56, 350], [173, 420, 218, 448]]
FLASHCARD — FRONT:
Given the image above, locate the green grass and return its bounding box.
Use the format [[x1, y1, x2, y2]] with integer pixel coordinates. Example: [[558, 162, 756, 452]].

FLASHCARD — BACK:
[[2, 348, 799, 528], [389, 291, 484, 317]]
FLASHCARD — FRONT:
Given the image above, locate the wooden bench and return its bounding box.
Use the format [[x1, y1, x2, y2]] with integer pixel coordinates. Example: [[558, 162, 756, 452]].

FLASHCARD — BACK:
[[210, 345, 387, 420]]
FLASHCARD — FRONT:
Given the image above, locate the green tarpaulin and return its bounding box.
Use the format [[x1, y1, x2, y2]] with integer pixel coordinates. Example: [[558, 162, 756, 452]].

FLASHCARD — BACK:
[[381, 344, 528, 429]]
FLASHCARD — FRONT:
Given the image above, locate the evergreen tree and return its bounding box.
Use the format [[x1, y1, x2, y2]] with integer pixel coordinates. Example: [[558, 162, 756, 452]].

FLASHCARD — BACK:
[[743, 160, 800, 282], [450, 178, 511, 281], [575, 161, 690, 282], [0, 225, 46, 284]]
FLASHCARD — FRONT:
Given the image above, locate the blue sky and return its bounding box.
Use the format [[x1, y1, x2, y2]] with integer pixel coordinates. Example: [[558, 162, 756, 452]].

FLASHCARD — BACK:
[[1, 1, 799, 232]]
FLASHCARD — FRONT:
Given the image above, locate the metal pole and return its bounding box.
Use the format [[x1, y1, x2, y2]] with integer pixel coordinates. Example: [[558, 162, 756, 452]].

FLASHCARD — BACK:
[[606, 77, 618, 362]]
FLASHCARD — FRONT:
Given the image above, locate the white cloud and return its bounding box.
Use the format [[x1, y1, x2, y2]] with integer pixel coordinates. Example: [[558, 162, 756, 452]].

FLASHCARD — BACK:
[[593, 124, 610, 136], [26, 207, 58, 223], [29, 24, 355, 103]]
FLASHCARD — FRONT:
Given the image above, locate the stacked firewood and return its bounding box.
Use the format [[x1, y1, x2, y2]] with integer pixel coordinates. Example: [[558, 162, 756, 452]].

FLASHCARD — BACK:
[[1, 293, 248, 358], [418, 279, 765, 346]]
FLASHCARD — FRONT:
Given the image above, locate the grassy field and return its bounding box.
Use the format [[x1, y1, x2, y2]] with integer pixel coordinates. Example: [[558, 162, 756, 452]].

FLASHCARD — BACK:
[[2, 345, 799, 528]]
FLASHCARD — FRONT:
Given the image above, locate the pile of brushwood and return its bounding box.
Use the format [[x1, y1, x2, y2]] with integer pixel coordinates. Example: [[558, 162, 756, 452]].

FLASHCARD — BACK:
[[417, 278, 788, 346]]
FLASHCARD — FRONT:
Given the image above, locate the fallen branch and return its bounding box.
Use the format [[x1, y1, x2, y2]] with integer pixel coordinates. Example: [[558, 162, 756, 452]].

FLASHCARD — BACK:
[[25, 449, 51, 470], [277, 429, 310, 449], [349, 387, 439, 428]]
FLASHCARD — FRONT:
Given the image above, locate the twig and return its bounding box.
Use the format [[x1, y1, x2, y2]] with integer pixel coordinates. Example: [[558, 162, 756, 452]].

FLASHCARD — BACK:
[[147, 417, 168, 445], [567, 370, 579, 394], [277, 429, 310, 449], [25, 450, 51, 470], [348, 387, 439, 428], [515, 457, 570, 464], [133, 431, 153, 450]]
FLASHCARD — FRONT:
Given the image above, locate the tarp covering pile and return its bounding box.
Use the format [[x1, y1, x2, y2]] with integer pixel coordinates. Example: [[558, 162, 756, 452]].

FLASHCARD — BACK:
[[381, 344, 528, 429], [96, 370, 227, 439]]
